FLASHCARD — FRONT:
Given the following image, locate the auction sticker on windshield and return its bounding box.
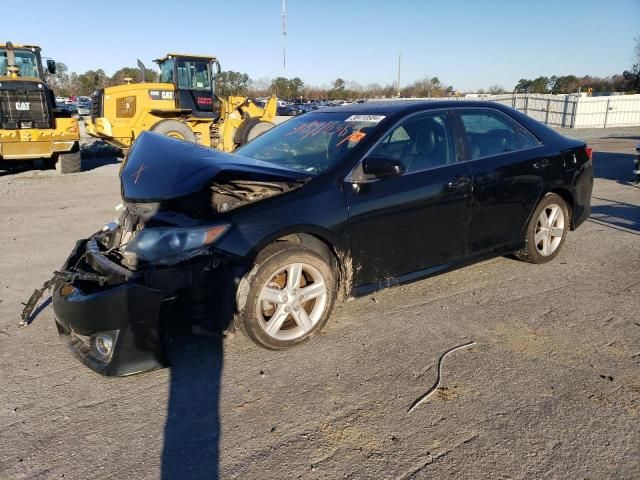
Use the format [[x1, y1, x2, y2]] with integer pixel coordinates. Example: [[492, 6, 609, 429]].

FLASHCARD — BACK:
[[345, 115, 386, 123]]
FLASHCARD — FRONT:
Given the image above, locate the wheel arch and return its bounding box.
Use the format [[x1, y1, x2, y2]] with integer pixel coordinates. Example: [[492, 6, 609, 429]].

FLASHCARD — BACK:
[[235, 227, 353, 311], [548, 187, 575, 229]]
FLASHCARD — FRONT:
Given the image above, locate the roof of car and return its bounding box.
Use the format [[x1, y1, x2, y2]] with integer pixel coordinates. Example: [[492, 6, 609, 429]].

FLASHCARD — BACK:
[[318, 99, 512, 115]]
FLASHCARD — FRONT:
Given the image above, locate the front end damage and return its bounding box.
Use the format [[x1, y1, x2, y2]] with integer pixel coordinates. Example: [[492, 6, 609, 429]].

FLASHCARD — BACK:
[[43, 132, 311, 376], [51, 227, 217, 376]]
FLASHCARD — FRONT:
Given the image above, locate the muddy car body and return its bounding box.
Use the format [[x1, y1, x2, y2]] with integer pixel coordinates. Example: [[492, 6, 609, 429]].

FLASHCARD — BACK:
[[50, 101, 593, 375]]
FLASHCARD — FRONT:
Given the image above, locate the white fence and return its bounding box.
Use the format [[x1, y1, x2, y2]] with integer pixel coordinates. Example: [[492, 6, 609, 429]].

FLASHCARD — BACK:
[[474, 94, 640, 128], [466, 94, 640, 128], [384, 94, 640, 128]]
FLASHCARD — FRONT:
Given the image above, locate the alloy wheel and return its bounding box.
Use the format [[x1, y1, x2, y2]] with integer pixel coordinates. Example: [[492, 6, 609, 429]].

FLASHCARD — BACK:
[[257, 262, 328, 341], [535, 203, 565, 256]]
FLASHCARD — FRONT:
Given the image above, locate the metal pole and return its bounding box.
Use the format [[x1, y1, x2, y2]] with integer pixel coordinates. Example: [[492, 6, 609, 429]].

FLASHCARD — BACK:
[[282, 0, 287, 71], [603, 98, 610, 128], [571, 95, 578, 128], [397, 53, 401, 97], [545, 98, 550, 125]]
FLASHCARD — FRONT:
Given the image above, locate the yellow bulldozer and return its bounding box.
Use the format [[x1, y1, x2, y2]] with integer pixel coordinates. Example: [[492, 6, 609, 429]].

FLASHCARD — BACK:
[[85, 53, 276, 153], [0, 42, 81, 173]]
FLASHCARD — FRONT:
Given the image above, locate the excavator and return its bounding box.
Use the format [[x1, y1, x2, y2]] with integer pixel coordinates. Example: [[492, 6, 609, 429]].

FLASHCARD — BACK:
[[85, 53, 276, 153]]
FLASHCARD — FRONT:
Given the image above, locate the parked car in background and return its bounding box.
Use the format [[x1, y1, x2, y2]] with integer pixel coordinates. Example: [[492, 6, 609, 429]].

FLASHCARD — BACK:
[[55, 102, 78, 116], [276, 104, 304, 116], [77, 100, 91, 116], [49, 100, 593, 376]]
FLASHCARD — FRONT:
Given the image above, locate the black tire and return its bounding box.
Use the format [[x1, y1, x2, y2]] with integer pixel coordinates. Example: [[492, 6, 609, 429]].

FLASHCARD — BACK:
[[514, 193, 570, 264], [235, 242, 337, 350], [150, 120, 196, 143], [234, 118, 275, 145], [56, 151, 81, 174]]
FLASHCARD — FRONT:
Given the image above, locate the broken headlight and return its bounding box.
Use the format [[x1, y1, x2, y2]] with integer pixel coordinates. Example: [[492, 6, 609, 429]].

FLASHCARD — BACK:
[[124, 225, 229, 263]]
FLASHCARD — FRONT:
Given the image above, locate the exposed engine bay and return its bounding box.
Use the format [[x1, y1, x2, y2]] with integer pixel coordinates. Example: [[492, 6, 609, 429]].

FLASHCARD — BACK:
[[210, 178, 299, 213], [92, 175, 302, 271]]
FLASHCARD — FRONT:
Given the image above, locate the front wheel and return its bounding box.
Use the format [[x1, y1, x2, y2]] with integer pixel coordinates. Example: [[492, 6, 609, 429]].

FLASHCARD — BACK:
[[514, 193, 570, 264], [150, 120, 196, 143], [236, 242, 336, 350]]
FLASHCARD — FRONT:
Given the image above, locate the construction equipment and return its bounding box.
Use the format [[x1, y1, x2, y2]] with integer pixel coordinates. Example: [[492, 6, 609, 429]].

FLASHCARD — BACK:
[[0, 42, 81, 173], [86, 53, 277, 153]]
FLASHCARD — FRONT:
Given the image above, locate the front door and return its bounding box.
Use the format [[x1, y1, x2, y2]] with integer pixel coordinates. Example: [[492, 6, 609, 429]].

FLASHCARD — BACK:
[[344, 111, 472, 287]]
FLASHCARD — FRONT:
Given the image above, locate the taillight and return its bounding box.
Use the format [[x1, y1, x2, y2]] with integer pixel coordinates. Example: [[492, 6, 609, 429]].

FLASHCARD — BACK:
[[585, 146, 593, 161]]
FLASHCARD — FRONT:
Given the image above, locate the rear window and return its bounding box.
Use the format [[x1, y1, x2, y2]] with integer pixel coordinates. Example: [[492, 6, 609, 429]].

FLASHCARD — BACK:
[[460, 110, 541, 160]]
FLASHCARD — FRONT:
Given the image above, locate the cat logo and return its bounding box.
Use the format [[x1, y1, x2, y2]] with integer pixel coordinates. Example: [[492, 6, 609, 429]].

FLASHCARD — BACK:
[[15, 101, 31, 111]]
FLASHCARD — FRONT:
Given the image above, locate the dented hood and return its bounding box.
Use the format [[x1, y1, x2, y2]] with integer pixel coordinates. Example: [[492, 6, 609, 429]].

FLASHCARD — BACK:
[[120, 131, 311, 202]]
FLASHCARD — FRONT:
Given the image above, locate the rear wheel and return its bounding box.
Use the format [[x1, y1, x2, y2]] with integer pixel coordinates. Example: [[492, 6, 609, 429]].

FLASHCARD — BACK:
[[514, 193, 569, 264], [55, 151, 82, 174], [236, 242, 336, 350], [151, 120, 196, 143]]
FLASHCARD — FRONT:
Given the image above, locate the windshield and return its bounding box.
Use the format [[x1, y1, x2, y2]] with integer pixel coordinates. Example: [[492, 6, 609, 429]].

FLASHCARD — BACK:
[[159, 58, 174, 83], [235, 112, 383, 174], [0, 48, 40, 77], [176, 59, 211, 90]]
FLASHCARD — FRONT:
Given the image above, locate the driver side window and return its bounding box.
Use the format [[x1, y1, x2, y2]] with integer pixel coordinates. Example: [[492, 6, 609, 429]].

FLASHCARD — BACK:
[[371, 112, 456, 173]]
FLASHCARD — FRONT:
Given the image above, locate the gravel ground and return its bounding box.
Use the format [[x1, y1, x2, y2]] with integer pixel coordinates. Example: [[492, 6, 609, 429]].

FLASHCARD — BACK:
[[0, 126, 638, 479]]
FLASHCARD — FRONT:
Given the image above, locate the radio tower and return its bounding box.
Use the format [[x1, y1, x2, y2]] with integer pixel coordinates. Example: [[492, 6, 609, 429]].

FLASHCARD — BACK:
[[282, 0, 287, 71]]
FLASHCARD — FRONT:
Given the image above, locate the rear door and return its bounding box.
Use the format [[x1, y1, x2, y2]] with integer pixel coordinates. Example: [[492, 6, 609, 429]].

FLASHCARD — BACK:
[[344, 110, 472, 287], [453, 108, 551, 254]]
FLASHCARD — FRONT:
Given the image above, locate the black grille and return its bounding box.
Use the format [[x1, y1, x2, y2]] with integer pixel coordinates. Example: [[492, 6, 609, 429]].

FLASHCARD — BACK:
[[0, 82, 52, 130], [91, 89, 104, 122]]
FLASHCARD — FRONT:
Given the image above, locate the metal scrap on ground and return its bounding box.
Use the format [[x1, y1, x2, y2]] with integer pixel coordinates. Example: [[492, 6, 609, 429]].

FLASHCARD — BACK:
[[408, 340, 476, 414]]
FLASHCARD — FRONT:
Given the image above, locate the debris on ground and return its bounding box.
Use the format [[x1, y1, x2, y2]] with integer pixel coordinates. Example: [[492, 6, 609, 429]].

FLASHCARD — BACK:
[[408, 340, 476, 414]]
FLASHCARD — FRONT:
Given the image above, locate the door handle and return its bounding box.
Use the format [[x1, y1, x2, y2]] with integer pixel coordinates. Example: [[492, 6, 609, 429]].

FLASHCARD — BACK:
[[533, 158, 550, 169], [446, 175, 470, 191]]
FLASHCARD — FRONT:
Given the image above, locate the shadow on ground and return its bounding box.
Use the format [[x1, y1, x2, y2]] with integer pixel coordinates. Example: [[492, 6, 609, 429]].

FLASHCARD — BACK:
[[591, 196, 640, 233], [80, 155, 121, 172], [592, 151, 636, 183], [161, 333, 223, 480]]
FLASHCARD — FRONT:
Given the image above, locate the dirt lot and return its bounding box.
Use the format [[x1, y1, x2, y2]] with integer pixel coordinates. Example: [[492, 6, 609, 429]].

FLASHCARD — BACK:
[[1, 127, 639, 479]]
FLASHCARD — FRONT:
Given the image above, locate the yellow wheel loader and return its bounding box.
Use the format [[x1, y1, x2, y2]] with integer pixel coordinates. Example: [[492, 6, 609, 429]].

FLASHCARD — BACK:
[[0, 42, 81, 173], [85, 53, 276, 153]]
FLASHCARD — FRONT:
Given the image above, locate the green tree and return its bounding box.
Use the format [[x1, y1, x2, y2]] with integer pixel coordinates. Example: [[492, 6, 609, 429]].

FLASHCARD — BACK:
[[110, 66, 156, 85], [270, 76, 292, 98], [514, 78, 532, 92], [289, 77, 305, 99], [216, 71, 251, 97]]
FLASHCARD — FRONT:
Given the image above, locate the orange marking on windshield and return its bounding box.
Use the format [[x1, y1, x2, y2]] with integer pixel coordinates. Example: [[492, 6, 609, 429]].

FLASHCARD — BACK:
[[336, 130, 367, 147]]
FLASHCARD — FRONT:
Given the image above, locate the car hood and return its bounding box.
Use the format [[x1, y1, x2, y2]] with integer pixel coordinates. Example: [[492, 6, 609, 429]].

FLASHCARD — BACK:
[[120, 131, 312, 202]]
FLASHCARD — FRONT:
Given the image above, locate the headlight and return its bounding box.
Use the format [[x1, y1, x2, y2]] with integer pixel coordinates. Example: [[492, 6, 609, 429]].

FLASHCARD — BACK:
[[124, 224, 228, 263]]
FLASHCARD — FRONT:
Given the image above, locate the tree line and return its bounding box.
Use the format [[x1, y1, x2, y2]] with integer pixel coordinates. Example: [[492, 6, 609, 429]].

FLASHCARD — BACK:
[[48, 37, 640, 98], [513, 37, 640, 94]]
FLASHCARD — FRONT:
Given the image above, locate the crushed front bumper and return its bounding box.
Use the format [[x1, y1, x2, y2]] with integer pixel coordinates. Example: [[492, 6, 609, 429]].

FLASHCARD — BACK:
[[52, 237, 209, 376]]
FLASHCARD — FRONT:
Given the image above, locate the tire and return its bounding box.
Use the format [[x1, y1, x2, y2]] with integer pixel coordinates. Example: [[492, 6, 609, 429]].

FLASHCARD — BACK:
[[514, 193, 570, 264], [234, 118, 275, 145], [235, 242, 337, 350], [55, 151, 82, 174], [150, 120, 196, 143]]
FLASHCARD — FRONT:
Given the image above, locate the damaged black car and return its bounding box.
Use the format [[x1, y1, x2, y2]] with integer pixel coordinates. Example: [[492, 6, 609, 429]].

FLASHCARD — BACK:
[[47, 101, 593, 376]]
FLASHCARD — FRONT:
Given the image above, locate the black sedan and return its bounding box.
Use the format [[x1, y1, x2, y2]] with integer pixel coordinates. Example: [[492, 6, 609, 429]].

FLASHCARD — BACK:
[[49, 101, 593, 375]]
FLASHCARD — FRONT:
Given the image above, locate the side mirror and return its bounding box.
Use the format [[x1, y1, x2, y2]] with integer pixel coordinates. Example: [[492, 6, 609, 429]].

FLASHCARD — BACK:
[[362, 155, 405, 179], [46, 59, 56, 74]]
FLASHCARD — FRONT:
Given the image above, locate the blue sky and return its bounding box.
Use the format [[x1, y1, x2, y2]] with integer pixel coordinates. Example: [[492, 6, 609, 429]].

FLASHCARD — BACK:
[[3, 0, 639, 91]]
